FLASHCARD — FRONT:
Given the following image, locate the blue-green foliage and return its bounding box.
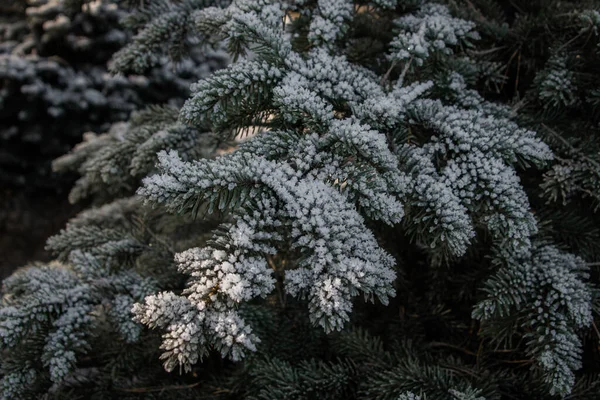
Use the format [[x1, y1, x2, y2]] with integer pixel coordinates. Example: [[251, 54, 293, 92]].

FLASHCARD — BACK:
[[1, 0, 599, 399]]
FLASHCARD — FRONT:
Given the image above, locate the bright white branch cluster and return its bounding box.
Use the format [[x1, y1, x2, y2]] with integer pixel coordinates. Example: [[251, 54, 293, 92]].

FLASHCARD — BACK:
[[133, 0, 555, 376], [137, 150, 397, 369]]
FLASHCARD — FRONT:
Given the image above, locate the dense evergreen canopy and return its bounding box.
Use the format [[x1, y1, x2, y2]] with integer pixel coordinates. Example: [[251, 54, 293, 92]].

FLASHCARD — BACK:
[[1, 0, 599, 398]]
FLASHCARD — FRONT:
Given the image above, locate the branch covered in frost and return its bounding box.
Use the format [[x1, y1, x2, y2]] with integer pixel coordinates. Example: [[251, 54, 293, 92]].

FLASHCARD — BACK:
[[389, 4, 480, 66], [473, 245, 593, 396], [136, 149, 397, 369], [0, 258, 156, 392]]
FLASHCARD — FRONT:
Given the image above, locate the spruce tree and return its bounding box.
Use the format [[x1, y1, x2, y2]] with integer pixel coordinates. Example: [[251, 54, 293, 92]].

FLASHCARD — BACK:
[[0, 0, 227, 190], [1, 1, 599, 399]]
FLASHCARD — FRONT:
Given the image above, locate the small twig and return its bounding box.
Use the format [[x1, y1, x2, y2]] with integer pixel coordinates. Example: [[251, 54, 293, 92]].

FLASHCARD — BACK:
[[542, 124, 577, 151], [380, 59, 399, 86], [117, 382, 201, 393], [491, 348, 518, 353], [541, 124, 600, 169], [498, 359, 534, 365], [581, 28, 596, 49], [510, 98, 528, 116], [557, 29, 586, 51], [397, 56, 414, 87], [514, 48, 522, 94], [467, 46, 506, 56], [587, 262, 600, 267], [508, 0, 524, 14], [592, 320, 600, 341], [440, 364, 480, 379], [476, 340, 484, 367], [500, 46, 521, 92], [428, 342, 477, 356]]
